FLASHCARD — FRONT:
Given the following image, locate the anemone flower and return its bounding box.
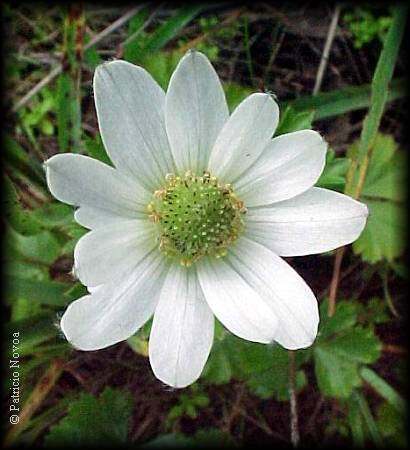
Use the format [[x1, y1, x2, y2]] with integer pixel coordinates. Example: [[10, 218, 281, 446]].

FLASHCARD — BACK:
[[45, 50, 368, 388]]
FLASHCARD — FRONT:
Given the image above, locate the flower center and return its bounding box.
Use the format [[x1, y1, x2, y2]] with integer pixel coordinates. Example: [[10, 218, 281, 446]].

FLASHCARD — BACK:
[[148, 171, 246, 266]]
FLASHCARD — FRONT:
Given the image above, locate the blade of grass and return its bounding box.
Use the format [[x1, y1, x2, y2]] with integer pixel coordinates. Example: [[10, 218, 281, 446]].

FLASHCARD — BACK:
[[360, 367, 405, 413], [285, 77, 405, 121], [354, 391, 383, 446], [141, 5, 204, 54], [57, 5, 85, 153], [327, 5, 406, 317]]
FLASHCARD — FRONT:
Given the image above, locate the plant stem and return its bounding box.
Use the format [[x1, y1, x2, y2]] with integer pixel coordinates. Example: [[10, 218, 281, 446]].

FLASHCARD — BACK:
[[313, 4, 341, 95], [288, 350, 299, 447]]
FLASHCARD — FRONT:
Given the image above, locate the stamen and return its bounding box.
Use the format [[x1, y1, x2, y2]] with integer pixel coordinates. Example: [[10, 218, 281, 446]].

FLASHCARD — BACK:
[[147, 171, 246, 266]]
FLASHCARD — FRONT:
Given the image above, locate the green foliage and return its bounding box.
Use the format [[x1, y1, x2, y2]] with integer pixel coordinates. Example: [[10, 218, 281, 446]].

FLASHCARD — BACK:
[[350, 5, 406, 190], [3, 176, 44, 236], [84, 133, 111, 165], [17, 88, 56, 143], [313, 301, 381, 399], [44, 388, 133, 447], [124, 6, 203, 64], [344, 7, 392, 49], [349, 133, 406, 263], [57, 72, 82, 152], [275, 105, 314, 136], [3, 135, 46, 189], [360, 367, 405, 413], [166, 385, 209, 425], [202, 325, 307, 401], [4, 5, 407, 447], [376, 402, 407, 447], [316, 149, 350, 192], [286, 77, 405, 121], [347, 390, 383, 446]]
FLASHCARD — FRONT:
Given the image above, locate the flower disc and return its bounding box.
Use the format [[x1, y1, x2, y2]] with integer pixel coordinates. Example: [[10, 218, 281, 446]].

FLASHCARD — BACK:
[[148, 172, 246, 266]]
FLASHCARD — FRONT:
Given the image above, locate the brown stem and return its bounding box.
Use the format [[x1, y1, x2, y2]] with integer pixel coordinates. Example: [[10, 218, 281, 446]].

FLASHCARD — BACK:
[[327, 246, 346, 317]]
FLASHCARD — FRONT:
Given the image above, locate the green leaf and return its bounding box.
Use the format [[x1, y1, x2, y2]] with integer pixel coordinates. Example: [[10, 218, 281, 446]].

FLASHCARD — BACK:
[[138, 51, 182, 90], [275, 105, 315, 136], [5, 276, 74, 306], [313, 300, 381, 399], [123, 8, 149, 63], [202, 330, 307, 400], [353, 6, 407, 174], [6, 227, 60, 264], [224, 82, 253, 112], [4, 312, 59, 357], [57, 72, 82, 153], [316, 149, 350, 192], [349, 133, 406, 202], [376, 403, 407, 447], [30, 202, 74, 228], [84, 133, 112, 165], [142, 6, 203, 54], [353, 391, 383, 446], [353, 199, 405, 263], [284, 77, 405, 121], [348, 392, 365, 447], [3, 134, 46, 188], [3, 177, 45, 236], [347, 133, 406, 263], [44, 388, 133, 447], [360, 367, 405, 412]]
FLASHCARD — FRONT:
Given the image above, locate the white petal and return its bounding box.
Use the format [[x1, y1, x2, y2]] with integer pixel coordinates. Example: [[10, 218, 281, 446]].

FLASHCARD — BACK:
[[94, 60, 175, 190], [228, 238, 319, 349], [74, 219, 156, 287], [236, 130, 327, 206], [74, 207, 132, 229], [61, 251, 168, 351], [198, 238, 318, 349], [246, 187, 368, 256], [149, 265, 214, 388], [45, 154, 148, 217], [197, 254, 279, 344], [165, 50, 229, 174], [208, 93, 279, 183]]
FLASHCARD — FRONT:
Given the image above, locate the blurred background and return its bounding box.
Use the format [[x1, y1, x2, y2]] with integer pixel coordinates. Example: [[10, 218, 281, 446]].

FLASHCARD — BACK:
[[2, 3, 407, 448]]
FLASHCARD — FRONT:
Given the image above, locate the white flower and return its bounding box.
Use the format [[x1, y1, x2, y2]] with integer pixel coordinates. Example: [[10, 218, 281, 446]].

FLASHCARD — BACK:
[[45, 50, 368, 388]]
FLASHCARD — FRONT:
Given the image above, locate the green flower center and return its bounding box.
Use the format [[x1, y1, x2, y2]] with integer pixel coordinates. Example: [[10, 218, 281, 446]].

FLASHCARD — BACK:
[[148, 171, 246, 266]]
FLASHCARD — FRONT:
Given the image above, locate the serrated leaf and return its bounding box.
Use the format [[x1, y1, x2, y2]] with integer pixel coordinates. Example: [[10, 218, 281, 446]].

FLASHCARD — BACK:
[[202, 331, 306, 401], [348, 133, 407, 202], [44, 388, 133, 447], [353, 199, 405, 263], [314, 300, 381, 399]]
